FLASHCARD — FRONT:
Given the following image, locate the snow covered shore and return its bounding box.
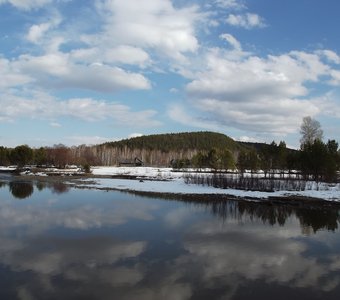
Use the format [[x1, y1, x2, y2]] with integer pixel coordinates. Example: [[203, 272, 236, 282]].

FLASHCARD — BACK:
[[2, 166, 340, 202], [87, 167, 340, 202]]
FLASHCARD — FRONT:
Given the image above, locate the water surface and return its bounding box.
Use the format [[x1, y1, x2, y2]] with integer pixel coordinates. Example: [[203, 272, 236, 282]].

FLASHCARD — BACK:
[[0, 178, 340, 299]]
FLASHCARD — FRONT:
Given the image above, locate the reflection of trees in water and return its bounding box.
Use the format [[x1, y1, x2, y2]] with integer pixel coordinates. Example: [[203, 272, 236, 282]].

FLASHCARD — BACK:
[[35, 181, 47, 191], [9, 180, 70, 196], [50, 182, 70, 194], [296, 209, 339, 233], [237, 202, 293, 226], [194, 200, 293, 226], [131, 190, 340, 234], [9, 182, 34, 199], [180, 197, 340, 234], [0, 181, 7, 189], [185, 173, 310, 192], [34, 181, 70, 194]]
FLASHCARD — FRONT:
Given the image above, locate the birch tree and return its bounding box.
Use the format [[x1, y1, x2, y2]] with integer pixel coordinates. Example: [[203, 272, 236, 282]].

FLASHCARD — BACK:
[[300, 116, 323, 147]]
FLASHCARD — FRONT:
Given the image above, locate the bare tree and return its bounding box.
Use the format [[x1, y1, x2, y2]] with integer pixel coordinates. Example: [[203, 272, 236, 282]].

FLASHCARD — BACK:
[[300, 116, 323, 147]]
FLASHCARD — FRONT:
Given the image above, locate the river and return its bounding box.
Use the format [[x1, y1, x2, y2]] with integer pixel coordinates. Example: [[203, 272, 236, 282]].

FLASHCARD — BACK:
[[0, 177, 340, 299]]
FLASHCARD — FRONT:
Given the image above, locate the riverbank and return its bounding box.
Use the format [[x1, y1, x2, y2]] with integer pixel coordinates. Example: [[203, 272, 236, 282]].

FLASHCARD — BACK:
[[1, 166, 340, 203]]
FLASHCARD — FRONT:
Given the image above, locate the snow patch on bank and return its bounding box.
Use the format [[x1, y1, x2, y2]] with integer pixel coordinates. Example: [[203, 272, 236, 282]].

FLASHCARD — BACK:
[[91, 166, 180, 179], [83, 167, 340, 201]]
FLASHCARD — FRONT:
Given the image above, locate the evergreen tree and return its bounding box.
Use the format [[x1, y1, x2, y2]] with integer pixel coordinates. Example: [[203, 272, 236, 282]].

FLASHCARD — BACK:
[[10, 145, 33, 167], [0, 146, 10, 166]]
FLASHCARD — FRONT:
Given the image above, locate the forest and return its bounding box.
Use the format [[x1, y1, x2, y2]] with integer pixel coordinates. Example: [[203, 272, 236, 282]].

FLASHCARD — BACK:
[[0, 117, 339, 182]]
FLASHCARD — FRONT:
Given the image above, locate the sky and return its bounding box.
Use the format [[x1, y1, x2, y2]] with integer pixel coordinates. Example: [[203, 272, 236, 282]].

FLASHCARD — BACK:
[[1, 0, 340, 148]]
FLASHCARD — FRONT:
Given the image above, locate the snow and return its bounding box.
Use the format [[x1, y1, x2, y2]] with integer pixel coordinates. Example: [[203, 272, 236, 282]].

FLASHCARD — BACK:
[[80, 177, 269, 197], [91, 166, 180, 179], [2, 165, 340, 201], [0, 166, 16, 171], [83, 167, 340, 202], [81, 177, 340, 201]]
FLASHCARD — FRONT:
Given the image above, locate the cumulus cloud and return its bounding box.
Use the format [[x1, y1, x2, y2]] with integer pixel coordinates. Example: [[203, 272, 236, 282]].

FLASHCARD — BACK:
[[17, 52, 151, 92], [26, 12, 62, 44], [2, 0, 340, 145], [0, 0, 204, 100], [70, 45, 151, 68], [27, 23, 51, 43], [0, 91, 161, 127], [317, 50, 340, 65], [92, 0, 201, 62], [0, 58, 32, 89], [179, 47, 340, 135], [226, 13, 265, 29]]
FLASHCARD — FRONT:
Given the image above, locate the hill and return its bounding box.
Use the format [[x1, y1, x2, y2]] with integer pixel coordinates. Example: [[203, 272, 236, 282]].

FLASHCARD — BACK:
[[104, 131, 242, 152], [88, 131, 244, 166]]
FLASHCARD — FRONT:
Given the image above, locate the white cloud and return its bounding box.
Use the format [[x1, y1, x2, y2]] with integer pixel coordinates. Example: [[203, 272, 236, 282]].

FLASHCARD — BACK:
[[311, 92, 340, 119], [0, 0, 52, 10], [103, 45, 151, 67], [2, 0, 340, 145], [0, 91, 161, 127], [60, 98, 160, 126], [226, 13, 265, 29], [26, 12, 62, 44], [0, 58, 32, 89], [0, 0, 201, 100], [180, 48, 339, 135], [92, 0, 201, 62], [215, 0, 245, 10], [317, 50, 340, 65], [17, 52, 151, 92], [26, 23, 51, 43], [71, 46, 151, 68], [220, 33, 242, 51], [128, 133, 144, 139], [329, 70, 340, 85], [238, 136, 262, 143]]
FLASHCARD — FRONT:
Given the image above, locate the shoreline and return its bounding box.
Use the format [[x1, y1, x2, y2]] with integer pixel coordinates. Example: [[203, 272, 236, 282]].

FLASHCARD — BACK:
[[3, 173, 340, 207]]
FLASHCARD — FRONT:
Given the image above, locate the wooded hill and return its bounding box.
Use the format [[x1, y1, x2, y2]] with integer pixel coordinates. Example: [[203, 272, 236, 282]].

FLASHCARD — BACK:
[[88, 131, 244, 166], [105, 132, 241, 152]]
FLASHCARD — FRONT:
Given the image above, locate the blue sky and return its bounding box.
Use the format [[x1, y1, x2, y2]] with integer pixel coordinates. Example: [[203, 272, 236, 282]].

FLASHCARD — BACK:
[[1, 0, 340, 148]]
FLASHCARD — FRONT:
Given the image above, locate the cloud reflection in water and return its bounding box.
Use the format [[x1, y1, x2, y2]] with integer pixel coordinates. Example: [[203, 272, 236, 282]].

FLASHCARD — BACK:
[[0, 181, 340, 299]]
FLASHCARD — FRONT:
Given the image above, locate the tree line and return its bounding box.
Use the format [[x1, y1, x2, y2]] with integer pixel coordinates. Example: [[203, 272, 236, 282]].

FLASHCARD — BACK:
[[0, 144, 98, 169], [173, 117, 340, 182], [1, 116, 339, 182]]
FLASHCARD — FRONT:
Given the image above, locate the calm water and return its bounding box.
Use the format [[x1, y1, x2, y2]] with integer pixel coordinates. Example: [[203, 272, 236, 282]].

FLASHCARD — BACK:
[[1, 178, 340, 299]]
